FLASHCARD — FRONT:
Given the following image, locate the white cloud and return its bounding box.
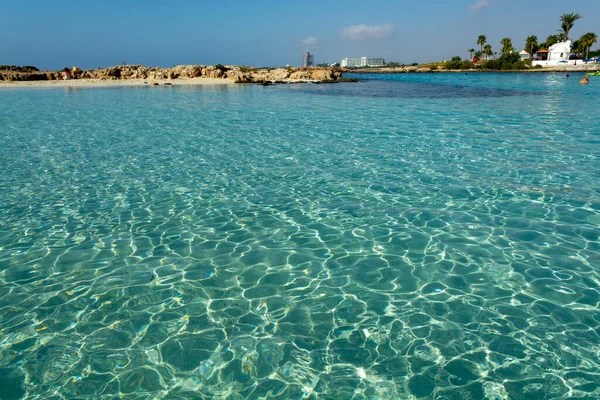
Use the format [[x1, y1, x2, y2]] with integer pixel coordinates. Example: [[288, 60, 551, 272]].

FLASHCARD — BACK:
[[468, 0, 490, 11], [300, 37, 318, 46], [340, 24, 395, 41]]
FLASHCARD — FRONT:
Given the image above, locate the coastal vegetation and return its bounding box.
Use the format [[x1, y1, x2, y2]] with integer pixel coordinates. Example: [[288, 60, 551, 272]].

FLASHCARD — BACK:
[[462, 11, 598, 70], [525, 36, 538, 59], [0, 65, 39, 72], [443, 57, 475, 70], [481, 52, 528, 70], [559, 13, 582, 41], [575, 33, 598, 59], [483, 44, 493, 60], [444, 53, 528, 71], [500, 38, 514, 54], [386, 62, 418, 67], [477, 35, 487, 56]]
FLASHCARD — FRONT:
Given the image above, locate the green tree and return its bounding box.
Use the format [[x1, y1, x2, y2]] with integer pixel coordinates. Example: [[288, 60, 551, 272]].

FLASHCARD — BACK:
[[500, 38, 513, 54], [444, 56, 475, 70], [525, 35, 538, 59], [572, 40, 582, 56], [468, 48, 475, 59], [483, 44, 493, 60], [559, 13, 582, 41], [545, 34, 563, 48], [580, 32, 598, 59], [477, 35, 487, 54], [482, 51, 527, 70]]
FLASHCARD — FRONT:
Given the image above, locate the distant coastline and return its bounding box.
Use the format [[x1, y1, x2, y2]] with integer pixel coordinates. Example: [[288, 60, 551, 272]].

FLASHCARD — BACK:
[[342, 64, 599, 74], [2, 63, 598, 89]]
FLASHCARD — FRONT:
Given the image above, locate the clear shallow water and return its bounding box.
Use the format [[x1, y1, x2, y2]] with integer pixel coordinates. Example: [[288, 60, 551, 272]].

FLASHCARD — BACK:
[[0, 73, 599, 399]]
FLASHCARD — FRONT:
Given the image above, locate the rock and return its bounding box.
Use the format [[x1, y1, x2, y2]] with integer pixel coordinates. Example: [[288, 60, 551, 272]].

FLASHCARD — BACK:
[[0, 71, 48, 81], [230, 73, 251, 83], [171, 65, 204, 78], [202, 66, 225, 79], [1, 64, 347, 84]]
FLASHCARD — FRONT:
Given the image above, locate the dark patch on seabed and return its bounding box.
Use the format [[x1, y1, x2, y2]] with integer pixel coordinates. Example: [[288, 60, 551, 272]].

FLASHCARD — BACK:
[[0, 367, 26, 400], [283, 79, 542, 99]]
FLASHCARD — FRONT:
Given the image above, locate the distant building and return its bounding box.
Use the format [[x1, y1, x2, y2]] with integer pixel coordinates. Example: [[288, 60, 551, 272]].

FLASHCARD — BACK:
[[303, 52, 314, 67], [533, 40, 574, 67], [519, 50, 530, 60], [341, 57, 386, 68]]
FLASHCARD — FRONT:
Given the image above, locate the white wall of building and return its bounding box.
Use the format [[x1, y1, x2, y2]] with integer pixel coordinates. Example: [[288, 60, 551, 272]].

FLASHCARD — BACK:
[[341, 57, 385, 67], [532, 60, 587, 67], [533, 41, 572, 67]]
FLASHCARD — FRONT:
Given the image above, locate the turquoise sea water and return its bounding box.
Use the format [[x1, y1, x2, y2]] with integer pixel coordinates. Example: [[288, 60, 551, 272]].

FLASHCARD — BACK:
[[1, 73, 599, 399]]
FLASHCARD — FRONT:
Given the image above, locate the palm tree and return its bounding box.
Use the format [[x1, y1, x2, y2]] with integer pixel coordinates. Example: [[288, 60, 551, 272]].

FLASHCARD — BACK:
[[559, 13, 582, 41], [468, 48, 476, 60], [580, 32, 598, 59], [483, 44, 493, 60], [572, 40, 582, 57], [525, 35, 538, 59], [500, 38, 513, 54], [477, 35, 487, 55]]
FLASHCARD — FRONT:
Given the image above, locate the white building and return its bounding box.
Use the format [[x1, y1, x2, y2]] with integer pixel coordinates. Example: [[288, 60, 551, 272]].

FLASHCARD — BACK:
[[519, 50, 530, 60], [533, 40, 575, 67], [341, 57, 386, 68]]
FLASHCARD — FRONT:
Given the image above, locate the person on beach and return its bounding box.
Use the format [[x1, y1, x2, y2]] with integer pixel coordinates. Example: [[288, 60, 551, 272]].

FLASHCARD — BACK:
[[61, 68, 71, 80], [580, 75, 589, 85]]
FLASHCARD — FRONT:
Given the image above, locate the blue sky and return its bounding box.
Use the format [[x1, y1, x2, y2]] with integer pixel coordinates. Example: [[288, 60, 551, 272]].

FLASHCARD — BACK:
[[1, 0, 598, 69]]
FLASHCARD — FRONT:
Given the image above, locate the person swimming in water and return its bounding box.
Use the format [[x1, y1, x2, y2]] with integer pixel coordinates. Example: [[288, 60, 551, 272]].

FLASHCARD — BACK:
[[580, 75, 589, 85]]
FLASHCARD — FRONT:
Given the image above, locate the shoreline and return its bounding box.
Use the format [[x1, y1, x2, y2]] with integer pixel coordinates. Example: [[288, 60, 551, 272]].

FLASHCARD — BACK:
[[0, 78, 234, 88], [2, 66, 597, 88], [0, 78, 356, 89]]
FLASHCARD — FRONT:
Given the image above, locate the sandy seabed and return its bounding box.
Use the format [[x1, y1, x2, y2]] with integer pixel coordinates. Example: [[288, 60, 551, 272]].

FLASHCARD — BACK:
[[0, 78, 235, 88]]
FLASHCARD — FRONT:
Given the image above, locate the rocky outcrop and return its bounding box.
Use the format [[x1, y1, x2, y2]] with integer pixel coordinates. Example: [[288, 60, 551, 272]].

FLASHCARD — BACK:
[[0, 71, 49, 81], [0, 64, 347, 84], [226, 67, 341, 83]]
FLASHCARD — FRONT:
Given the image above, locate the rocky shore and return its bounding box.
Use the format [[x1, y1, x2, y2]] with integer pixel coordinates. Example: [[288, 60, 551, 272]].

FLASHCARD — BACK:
[[0, 64, 344, 84]]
